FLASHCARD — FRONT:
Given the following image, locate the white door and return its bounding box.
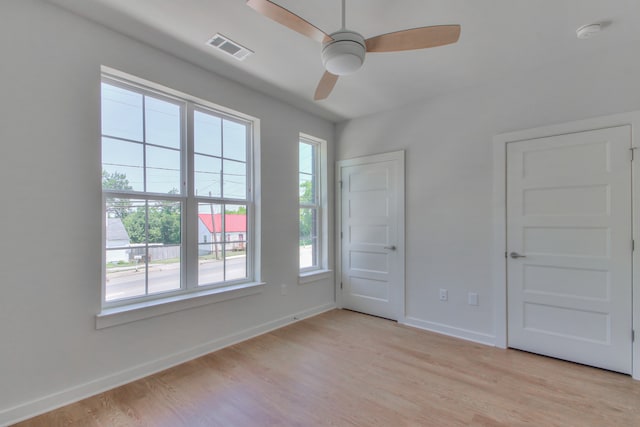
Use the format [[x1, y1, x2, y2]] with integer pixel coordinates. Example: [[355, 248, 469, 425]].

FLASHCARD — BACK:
[[338, 151, 404, 320], [507, 126, 632, 373]]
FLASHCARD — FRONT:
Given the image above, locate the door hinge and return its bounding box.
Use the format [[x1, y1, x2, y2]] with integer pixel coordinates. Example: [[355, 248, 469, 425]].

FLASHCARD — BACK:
[[340, 282, 343, 289], [339, 180, 343, 189], [633, 240, 635, 252], [633, 330, 635, 342], [340, 231, 343, 239], [631, 147, 638, 161], [505, 251, 508, 259]]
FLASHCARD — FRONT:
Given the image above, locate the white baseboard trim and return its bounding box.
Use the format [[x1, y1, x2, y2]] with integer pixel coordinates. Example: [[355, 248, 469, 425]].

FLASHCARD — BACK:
[[402, 317, 496, 347], [0, 302, 337, 427]]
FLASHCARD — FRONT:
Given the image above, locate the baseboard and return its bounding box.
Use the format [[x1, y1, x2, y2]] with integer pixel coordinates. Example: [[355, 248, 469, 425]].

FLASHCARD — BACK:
[[403, 317, 496, 347], [0, 302, 337, 427]]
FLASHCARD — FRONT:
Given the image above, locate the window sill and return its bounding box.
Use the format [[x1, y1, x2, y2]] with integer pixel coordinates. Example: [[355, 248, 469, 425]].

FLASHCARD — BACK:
[[298, 269, 333, 285], [96, 281, 265, 329]]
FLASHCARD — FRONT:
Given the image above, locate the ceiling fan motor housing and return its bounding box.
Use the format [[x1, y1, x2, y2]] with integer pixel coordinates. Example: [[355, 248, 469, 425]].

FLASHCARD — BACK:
[[322, 31, 366, 75]]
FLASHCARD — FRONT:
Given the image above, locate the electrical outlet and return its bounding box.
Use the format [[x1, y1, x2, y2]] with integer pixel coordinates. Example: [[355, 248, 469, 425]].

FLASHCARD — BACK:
[[468, 292, 479, 306], [280, 284, 287, 295], [439, 289, 448, 301]]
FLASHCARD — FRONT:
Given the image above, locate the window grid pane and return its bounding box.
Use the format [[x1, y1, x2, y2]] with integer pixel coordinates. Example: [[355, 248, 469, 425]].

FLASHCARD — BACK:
[[102, 138, 144, 192], [145, 96, 181, 149], [146, 145, 181, 194], [197, 203, 248, 286], [101, 83, 143, 142], [299, 207, 318, 269], [104, 198, 182, 302], [197, 202, 223, 286]]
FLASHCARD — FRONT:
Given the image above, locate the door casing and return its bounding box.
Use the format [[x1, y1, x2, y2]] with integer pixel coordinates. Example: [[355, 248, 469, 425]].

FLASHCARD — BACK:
[[336, 150, 405, 322], [493, 111, 640, 379]]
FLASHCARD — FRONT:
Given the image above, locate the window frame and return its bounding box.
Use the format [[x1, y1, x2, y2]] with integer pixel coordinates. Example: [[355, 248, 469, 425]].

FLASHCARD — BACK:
[[298, 135, 326, 275], [100, 72, 258, 314]]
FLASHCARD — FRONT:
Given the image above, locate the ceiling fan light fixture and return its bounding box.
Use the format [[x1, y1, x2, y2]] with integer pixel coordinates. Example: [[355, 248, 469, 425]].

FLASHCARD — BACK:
[[321, 31, 366, 75]]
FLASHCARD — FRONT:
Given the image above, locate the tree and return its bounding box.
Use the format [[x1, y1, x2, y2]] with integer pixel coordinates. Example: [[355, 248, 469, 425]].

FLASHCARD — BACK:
[[152, 201, 181, 244], [102, 170, 181, 244], [103, 170, 133, 219], [121, 209, 146, 243], [102, 170, 132, 191], [299, 180, 314, 246], [299, 209, 314, 246], [122, 202, 181, 245], [103, 171, 181, 245], [225, 205, 247, 215]]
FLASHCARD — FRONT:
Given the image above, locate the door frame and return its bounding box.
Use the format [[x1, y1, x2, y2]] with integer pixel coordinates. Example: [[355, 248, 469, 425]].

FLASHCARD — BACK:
[[492, 111, 640, 379], [335, 150, 405, 322]]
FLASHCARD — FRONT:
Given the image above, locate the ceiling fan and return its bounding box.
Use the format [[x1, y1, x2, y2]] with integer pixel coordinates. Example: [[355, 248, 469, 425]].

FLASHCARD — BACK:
[[247, 0, 461, 100]]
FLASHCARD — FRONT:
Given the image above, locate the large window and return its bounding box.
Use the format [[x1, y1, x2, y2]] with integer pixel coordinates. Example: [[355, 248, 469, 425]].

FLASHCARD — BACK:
[[102, 76, 254, 307], [299, 137, 322, 271]]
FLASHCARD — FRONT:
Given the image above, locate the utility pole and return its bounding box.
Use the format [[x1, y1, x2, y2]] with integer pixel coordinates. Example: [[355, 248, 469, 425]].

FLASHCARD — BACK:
[[209, 192, 220, 260]]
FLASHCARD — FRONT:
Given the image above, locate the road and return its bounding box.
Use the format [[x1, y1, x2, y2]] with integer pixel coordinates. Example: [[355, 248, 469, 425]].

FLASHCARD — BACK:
[[105, 246, 312, 302], [105, 256, 247, 301]]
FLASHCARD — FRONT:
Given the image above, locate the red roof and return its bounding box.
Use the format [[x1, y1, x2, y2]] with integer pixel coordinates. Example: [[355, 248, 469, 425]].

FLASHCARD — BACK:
[[198, 214, 246, 233]]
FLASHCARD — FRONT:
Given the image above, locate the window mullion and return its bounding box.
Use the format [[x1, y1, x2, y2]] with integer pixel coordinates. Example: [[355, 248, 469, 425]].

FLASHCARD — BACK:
[[185, 102, 198, 290], [142, 94, 148, 193], [316, 206, 322, 267], [144, 200, 150, 296], [220, 113, 225, 199], [222, 203, 226, 281], [314, 142, 321, 268], [142, 94, 149, 296]]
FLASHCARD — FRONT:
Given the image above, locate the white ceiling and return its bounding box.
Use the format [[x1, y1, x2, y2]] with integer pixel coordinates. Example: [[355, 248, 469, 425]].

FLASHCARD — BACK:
[[47, 0, 640, 122]]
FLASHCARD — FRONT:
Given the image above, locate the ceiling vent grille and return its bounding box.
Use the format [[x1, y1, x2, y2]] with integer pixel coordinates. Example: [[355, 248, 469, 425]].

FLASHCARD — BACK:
[[207, 33, 253, 61]]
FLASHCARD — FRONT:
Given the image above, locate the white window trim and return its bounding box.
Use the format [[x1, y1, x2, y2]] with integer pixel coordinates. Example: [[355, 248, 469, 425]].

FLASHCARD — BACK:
[[99, 67, 261, 324], [298, 269, 333, 284], [96, 281, 265, 329], [298, 133, 328, 280]]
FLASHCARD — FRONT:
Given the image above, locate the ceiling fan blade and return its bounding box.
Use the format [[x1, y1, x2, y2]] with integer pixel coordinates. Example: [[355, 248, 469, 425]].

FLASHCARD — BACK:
[[365, 25, 461, 53], [247, 0, 332, 43], [314, 71, 339, 100]]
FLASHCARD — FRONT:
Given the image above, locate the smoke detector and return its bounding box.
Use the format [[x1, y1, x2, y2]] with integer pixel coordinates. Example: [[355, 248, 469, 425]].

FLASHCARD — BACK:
[[576, 23, 602, 39]]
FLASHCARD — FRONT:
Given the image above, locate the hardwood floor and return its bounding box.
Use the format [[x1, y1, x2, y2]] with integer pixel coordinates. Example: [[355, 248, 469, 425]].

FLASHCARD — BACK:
[[14, 309, 640, 426]]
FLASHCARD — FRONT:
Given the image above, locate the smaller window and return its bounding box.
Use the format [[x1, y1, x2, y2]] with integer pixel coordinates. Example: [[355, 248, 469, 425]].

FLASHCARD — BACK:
[[299, 137, 323, 271]]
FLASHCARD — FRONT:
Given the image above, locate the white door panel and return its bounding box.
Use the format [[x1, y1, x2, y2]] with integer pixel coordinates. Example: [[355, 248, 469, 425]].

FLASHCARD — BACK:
[[507, 126, 632, 374], [339, 152, 404, 320]]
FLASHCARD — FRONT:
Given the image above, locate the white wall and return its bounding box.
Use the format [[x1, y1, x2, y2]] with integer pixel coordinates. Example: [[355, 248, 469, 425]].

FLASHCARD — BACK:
[[337, 42, 640, 344], [0, 1, 335, 424]]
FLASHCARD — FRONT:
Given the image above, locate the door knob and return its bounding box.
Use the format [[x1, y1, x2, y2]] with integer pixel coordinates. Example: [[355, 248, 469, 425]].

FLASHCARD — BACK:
[[510, 252, 526, 259], [384, 245, 397, 251]]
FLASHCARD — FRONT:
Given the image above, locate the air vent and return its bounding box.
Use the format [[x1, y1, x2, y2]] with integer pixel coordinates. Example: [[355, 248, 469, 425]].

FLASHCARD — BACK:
[[207, 33, 254, 61]]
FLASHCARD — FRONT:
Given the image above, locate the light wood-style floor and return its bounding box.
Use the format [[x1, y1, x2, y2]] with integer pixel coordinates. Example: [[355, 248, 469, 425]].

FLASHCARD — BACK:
[[14, 309, 640, 426]]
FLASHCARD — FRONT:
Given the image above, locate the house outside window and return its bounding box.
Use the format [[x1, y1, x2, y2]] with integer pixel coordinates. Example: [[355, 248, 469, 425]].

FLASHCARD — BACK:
[[101, 74, 256, 307]]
